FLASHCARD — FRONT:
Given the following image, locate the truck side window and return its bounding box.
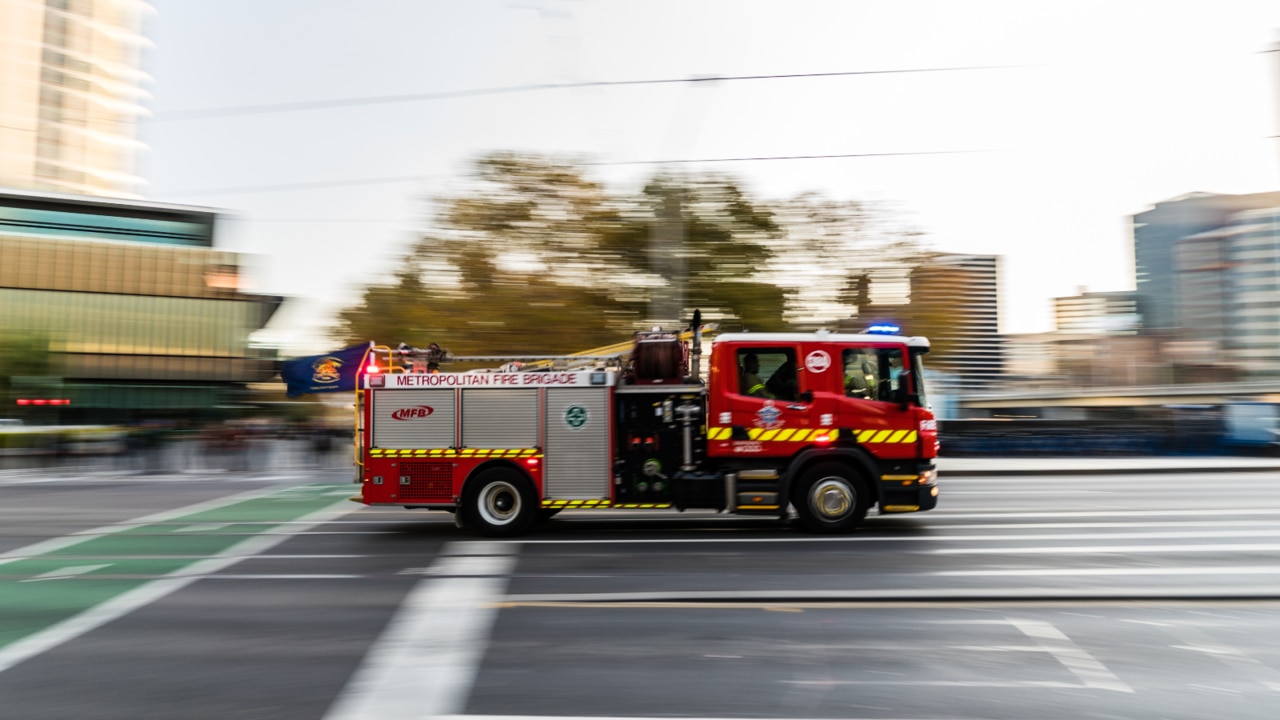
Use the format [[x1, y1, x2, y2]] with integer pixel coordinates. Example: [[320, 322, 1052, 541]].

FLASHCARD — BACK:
[[736, 348, 796, 400], [843, 348, 904, 401]]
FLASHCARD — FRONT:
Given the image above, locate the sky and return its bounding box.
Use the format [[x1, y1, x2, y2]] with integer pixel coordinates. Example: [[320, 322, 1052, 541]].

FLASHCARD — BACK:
[[137, 0, 1280, 354]]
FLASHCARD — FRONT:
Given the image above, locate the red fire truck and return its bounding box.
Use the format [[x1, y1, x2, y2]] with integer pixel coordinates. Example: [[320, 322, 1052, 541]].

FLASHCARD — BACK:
[[352, 314, 938, 536]]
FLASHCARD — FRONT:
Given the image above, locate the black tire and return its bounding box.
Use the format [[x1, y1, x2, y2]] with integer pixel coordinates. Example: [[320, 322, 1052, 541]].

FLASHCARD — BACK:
[[462, 467, 537, 537], [792, 461, 870, 534]]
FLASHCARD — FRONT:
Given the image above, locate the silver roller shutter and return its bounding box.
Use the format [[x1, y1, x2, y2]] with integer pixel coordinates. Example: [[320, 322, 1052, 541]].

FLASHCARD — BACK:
[[372, 389, 456, 449], [544, 387, 611, 498], [461, 389, 539, 448]]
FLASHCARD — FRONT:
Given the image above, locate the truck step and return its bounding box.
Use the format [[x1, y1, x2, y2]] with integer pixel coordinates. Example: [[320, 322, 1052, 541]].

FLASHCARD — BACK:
[[732, 469, 784, 513]]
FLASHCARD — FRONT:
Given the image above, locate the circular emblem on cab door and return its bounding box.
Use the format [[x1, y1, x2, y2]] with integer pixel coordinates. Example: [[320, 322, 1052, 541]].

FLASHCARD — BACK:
[[805, 350, 831, 373]]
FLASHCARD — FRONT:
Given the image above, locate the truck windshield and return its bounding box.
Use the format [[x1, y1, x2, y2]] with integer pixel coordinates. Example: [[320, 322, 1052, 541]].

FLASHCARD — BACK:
[[909, 350, 929, 409]]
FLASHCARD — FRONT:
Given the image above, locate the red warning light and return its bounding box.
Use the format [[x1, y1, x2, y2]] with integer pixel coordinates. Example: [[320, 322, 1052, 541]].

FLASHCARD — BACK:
[[366, 363, 381, 374], [15, 398, 69, 406]]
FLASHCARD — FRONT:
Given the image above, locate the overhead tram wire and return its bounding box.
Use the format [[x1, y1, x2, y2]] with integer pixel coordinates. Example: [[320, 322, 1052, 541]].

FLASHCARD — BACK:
[[153, 64, 1029, 121]]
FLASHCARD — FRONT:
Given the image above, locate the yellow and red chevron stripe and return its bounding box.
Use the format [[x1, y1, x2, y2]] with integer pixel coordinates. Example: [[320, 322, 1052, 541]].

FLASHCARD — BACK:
[[368, 448, 541, 458], [853, 429, 918, 444], [540, 499, 673, 509], [705, 428, 917, 444], [706, 427, 837, 442]]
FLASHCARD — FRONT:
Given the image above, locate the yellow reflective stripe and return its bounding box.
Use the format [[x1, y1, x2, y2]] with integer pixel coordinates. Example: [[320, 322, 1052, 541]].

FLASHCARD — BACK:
[[887, 430, 909, 443], [541, 499, 613, 508], [774, 428, 796, 441], [903, 430, 917, 443], [759, 429, 780, 441], [747, 383, 767, 395], [868, 430, 892, 443], [747, 428, 763, 440]]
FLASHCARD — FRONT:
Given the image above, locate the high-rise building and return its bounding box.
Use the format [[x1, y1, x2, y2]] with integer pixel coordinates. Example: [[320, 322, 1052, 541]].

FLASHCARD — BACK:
[[1131, 191, 1280, 330], [906, 253, 1002, 394], [0, 0, 149, 198], [1200, 206, 1280, 378], [1053, 290, 1141, 335]]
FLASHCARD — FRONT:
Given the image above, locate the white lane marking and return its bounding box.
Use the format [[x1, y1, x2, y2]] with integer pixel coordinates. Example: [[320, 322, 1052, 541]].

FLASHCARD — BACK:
[[0, 498, 356, 675], [946, 490, 1108, 495], [1008, 618, 1132, 692], [420, 555, 518, 576], [22, 564, 112, 583], [202, 574, 361, 580], [923, 520, 1280, 530], [325, 547, 517, 720], [0, 484, 338, 567], [517, 531, 1280, 546], [442, 540, 521, 556], [174, 523, 232, 533], [932, 543, 1280, 555], [939, 567, 1280, 577], [930, 509, 1280, 519], [782, 680, 1081, 688], [1166, 624, 1280, 691]]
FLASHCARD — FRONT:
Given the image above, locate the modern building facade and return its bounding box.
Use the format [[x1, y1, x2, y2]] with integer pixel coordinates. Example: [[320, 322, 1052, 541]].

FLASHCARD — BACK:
[[908, 253, 1003, 394], [1210, 206, 1280, 377], [0, 189, 280, 423], [1053, 290, 1141, 335], [0, 0, 149, 198], [1131, 191, 1280, 330]]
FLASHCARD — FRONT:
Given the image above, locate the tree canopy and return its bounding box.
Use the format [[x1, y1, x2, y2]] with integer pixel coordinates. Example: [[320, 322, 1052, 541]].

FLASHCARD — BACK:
[[332, 152, 933, 355]]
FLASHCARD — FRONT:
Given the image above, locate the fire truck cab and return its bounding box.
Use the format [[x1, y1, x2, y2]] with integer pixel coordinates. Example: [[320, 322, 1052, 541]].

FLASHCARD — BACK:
[[353, 322, 938, 537]]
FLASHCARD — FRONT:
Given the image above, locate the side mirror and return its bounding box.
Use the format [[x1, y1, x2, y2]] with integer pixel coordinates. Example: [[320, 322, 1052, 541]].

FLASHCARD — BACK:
[[894, 371, 910, 410]]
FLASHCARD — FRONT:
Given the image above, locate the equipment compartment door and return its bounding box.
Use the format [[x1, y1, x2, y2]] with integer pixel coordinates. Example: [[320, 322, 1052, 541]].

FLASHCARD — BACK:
[[544, 388, 611, 499], [372, 389, 456, 449], [462, 389, 538, 448]]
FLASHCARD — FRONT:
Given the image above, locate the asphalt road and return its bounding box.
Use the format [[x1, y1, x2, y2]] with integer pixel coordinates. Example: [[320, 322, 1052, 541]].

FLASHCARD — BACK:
[[2, 466, 1280, 719]]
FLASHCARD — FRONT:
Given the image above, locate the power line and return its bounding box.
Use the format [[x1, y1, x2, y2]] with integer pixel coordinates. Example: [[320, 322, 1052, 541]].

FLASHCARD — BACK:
[[154, 64, 1027, 121]]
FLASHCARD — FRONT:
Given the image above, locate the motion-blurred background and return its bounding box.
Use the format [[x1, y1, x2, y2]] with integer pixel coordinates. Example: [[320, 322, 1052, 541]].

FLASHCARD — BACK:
[[3, 0, 1280, 463]]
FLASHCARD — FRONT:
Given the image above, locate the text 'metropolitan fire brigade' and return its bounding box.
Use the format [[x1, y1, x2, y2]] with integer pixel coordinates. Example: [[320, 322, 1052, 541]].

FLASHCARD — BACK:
[[318, 311, 939, 536]]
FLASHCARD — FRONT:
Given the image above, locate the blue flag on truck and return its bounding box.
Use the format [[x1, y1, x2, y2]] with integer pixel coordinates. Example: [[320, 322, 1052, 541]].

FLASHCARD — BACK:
[[281, 342, 372, 397]]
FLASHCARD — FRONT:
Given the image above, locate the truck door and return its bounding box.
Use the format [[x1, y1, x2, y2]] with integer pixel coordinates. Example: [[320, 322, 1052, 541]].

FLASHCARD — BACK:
[[712, 345, 815, 458], [832, 343, 919, 460]]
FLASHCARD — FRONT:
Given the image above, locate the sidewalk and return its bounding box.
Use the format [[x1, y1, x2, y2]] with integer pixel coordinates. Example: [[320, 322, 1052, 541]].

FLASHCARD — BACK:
[[936, 455, 1280, 476]]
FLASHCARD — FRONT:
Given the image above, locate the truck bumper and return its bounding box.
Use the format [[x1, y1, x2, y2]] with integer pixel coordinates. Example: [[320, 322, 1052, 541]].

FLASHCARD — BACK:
[[877, 465, 938, 513]]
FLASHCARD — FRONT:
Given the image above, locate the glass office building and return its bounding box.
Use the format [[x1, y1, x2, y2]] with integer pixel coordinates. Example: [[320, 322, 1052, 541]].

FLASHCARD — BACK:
[[0, 189, 281, 423]]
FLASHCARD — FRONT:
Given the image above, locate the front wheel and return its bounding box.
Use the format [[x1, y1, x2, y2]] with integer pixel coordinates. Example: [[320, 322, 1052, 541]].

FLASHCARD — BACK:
[[462, 467, 536, 537], [793, 462, 869, 534]]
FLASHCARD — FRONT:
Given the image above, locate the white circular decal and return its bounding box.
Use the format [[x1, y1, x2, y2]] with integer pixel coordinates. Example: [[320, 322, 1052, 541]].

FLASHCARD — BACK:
[[805, 350, 831, 373]]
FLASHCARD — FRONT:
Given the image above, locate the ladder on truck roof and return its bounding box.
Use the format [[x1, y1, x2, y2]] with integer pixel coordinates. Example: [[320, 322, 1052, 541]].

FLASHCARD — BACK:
[[372, 325, 715, 375]]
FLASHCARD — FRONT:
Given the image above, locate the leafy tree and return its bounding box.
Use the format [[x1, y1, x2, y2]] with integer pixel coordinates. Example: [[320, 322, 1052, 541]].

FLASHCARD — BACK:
[[767, 193, 928, 328], [332, 152, 930, 353]]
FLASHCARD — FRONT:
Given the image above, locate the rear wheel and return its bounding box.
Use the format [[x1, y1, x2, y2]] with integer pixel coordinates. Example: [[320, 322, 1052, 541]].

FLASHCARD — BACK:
[[793, 462, 869, 534], [462, 467, 536, 537]]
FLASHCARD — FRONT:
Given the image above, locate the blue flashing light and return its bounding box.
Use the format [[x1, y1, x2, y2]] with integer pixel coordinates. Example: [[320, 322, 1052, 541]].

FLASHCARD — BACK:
[[865, 323, 901, 335]]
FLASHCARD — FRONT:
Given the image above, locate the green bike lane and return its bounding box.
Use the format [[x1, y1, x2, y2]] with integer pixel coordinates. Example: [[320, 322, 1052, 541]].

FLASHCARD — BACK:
[[0, 483, 357, 674]]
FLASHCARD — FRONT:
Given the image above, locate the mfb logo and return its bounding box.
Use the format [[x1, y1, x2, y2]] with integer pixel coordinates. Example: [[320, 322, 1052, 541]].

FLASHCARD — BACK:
[[390, 406, 434, 421]]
